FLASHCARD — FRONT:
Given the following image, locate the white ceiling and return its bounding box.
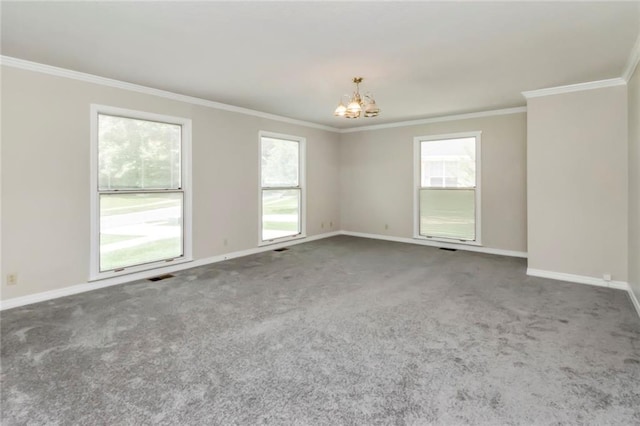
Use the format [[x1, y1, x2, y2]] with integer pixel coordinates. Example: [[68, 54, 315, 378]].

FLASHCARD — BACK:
[[2, 1, 639, 129]]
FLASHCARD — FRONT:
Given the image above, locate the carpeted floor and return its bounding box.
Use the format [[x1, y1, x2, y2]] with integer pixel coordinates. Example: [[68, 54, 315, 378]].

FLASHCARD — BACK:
[[1, 236, 639, 425]]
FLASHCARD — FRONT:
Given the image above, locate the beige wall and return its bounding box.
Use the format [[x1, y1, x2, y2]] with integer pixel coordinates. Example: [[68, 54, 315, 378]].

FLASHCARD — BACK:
[[340, 113, 527, 253], [629, 64, 640, 300], [527, 85, 628, 281], [1, 66, 341, 300], [2, 63, 635, 304]]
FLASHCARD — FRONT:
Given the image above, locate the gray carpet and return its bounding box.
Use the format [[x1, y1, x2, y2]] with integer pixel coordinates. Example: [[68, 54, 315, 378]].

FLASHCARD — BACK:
[[1, 236, 639, 425]]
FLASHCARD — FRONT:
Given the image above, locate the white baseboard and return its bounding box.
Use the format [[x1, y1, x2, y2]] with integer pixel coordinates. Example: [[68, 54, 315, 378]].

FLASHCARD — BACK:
[[526, 268, 629, 290], [0, 231, 341, 311], [526, 268, 640, 320], [628, 286, 640, 319], [340, 231, 528, 258], [10, 231, 635, 320]]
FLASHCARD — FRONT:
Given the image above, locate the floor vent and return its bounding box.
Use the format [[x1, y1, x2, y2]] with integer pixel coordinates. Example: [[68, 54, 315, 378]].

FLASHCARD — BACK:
[[273, 248, 289, 252], [148, 274, 175, 282], [439, 248, 457, 252]]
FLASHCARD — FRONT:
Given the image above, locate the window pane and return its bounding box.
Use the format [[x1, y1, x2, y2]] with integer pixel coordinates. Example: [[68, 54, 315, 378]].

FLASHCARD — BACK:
[[261, 137, 299, 187], [430, 177, 444, 187], [99, 193, 183, 271], [444, 161, 458, 177], [428, 160, 444, 176], [419, 189, 475, 240], [262, 189, 300, 240], [98, 114, 181, 190], [421, 138, 475, 187]]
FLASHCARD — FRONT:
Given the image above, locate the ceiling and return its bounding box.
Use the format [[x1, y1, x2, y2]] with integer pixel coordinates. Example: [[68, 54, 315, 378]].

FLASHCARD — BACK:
[[2, 1, 639, 129]]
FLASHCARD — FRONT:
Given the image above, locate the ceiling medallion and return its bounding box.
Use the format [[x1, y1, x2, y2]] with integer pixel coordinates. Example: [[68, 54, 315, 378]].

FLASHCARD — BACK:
[[333, 77, 380, 119]]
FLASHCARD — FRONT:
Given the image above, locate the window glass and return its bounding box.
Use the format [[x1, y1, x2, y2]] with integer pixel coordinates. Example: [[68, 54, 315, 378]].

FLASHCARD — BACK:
[[99, 193, 183, 271], [262, 189, 301, 241], [98, 114, 181, 190], [419, 189, 475, 240], [261, 137, 299, 187], [420, 138, 475, 188]]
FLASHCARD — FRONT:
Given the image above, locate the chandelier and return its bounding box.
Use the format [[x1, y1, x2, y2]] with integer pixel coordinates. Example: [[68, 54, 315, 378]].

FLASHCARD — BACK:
[[333, 77, 380, 119]]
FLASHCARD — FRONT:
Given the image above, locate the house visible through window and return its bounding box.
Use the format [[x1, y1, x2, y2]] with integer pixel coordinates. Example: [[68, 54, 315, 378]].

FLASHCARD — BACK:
[[91, 105, 191, 277], [415, 133, 480, 243], [260, 132, 305, 243]]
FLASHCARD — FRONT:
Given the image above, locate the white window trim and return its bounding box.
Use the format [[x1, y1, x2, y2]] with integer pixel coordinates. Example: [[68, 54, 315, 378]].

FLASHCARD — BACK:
[[258, 131, 307, 247], [413, 131, 482, 246], [89, 104, 193, 281]]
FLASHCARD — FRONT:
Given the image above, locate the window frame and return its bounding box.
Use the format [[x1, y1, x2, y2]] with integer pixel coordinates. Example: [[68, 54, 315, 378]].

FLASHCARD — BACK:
[[413, 131, 482, 246], [258, 131, 306, 246], [89, 104, 192, 281]]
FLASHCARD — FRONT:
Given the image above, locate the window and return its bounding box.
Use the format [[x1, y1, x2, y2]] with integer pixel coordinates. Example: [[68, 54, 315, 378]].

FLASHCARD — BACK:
[[259, 132, 305, 244], [91, 105, 191, 279], [414, 132, 481, 244]]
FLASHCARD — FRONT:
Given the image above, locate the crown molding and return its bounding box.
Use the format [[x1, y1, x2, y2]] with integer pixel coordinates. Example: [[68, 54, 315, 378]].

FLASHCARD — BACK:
[[1, 55, 527, 135], [4, 55, 632, 134], [522, 78, 627, 99], [0, 55, 340, 133], [623, 30, 640, 82], [338, 106, 527, 134]]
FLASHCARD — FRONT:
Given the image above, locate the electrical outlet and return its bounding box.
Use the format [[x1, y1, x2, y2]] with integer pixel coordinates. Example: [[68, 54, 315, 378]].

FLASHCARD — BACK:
[[321, 222, 325, 229], [7, 274, 17, 286], [384, 224, 389, 230], [329, 221, 333, 228], [223, 238, 228, 247]]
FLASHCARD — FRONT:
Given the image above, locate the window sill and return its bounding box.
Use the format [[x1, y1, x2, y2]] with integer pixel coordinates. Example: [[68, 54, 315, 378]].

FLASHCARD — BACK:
[[413, 235, 482, 247], [89, 256, 193, 282], [258, 233, 306, 247]]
